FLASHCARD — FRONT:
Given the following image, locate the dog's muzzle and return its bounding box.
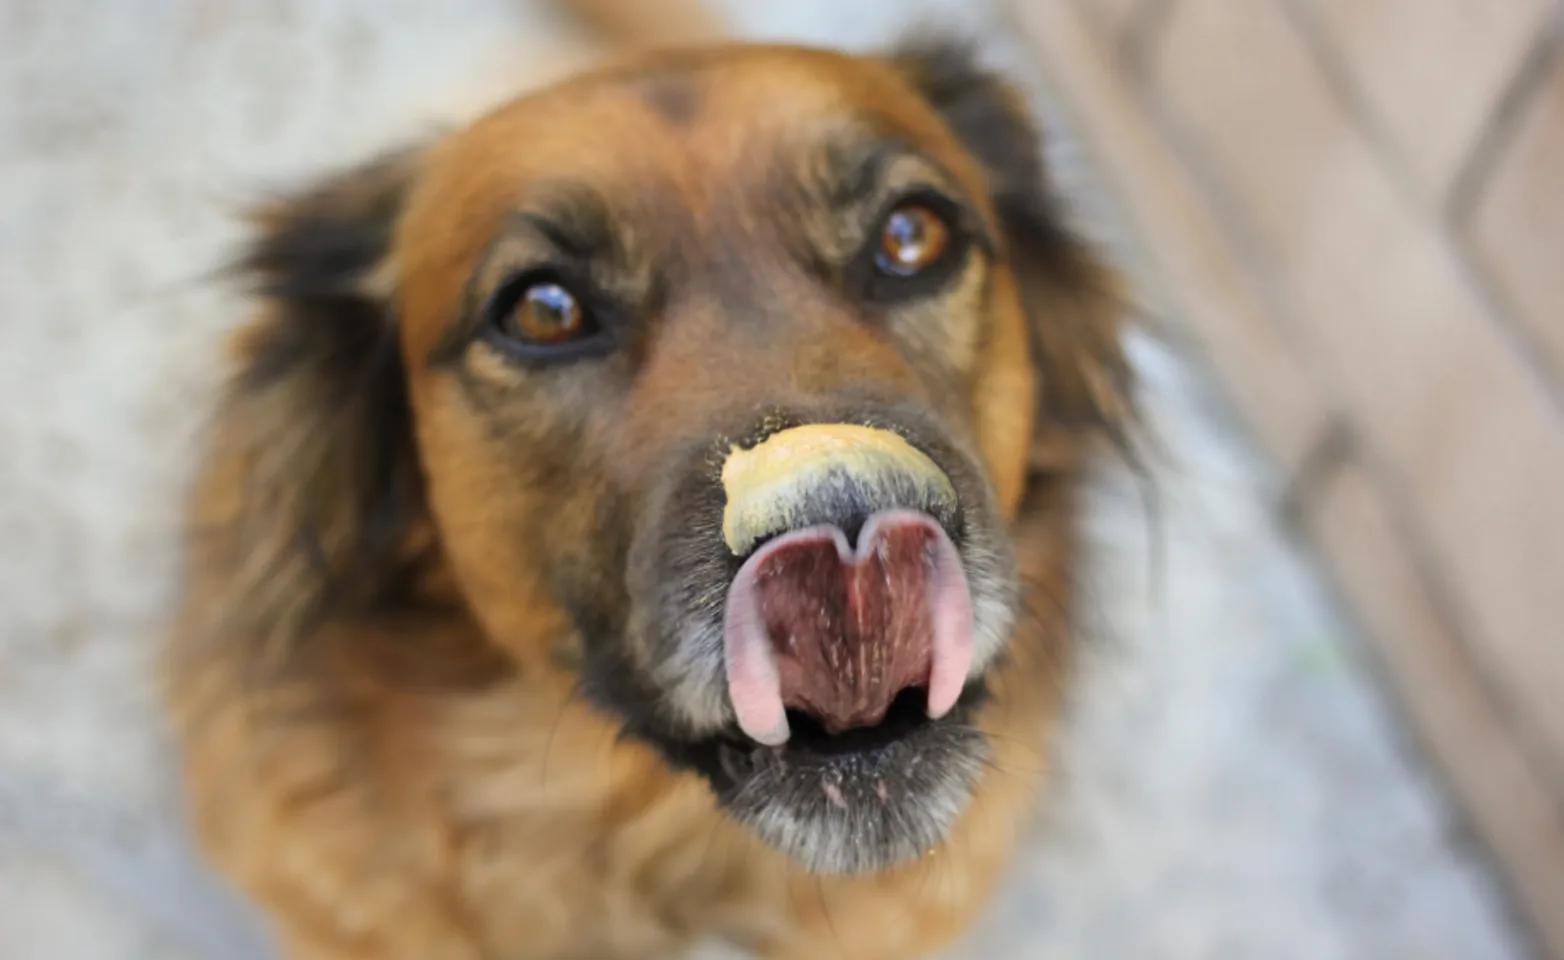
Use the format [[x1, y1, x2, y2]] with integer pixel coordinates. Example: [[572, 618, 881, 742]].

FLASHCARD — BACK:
[[718, 424, 975, 746]]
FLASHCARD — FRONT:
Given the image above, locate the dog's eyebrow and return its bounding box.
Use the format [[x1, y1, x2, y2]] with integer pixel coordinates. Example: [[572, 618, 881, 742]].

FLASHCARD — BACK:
[[825, 140, 973, 213], [510, 192, 615, 261], [829, 141, 907, 211], [815, 139, 996, 253]]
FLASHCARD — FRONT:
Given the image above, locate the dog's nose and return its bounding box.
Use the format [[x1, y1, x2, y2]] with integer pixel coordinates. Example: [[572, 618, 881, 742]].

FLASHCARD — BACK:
[[717, 425, 973, 746], [720, 423, 955, 556]]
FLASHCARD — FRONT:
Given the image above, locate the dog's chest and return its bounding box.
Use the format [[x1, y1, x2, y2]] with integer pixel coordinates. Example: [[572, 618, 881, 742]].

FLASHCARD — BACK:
[[432, 691, 792, 958]]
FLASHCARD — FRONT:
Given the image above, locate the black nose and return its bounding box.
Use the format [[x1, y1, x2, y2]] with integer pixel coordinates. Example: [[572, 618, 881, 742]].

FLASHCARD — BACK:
[[836, 511, 870, 550]]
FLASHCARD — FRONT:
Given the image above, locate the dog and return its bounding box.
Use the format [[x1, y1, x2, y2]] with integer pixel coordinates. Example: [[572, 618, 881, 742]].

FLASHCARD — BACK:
[[161, 8, 1134, 957]]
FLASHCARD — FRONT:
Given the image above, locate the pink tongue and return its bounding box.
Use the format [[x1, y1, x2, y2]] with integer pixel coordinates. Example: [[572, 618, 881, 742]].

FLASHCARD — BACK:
[[722, 510, 973, 746]]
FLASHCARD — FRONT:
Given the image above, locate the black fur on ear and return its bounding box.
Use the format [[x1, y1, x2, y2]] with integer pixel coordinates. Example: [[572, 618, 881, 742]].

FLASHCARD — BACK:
[[181, 146, 437, 672], [892, 35, 1136, 467]]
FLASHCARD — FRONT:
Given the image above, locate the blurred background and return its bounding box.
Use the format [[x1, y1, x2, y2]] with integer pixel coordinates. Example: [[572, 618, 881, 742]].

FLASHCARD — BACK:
[[0, 1, 1558, 958]]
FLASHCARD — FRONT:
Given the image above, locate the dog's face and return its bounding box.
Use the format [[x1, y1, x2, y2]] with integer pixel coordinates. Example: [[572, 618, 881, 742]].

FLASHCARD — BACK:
[[221, 41, 1129, 876]]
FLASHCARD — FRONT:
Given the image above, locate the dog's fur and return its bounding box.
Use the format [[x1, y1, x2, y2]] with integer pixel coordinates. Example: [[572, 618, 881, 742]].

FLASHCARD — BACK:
[[162, 15, 1133, 959]]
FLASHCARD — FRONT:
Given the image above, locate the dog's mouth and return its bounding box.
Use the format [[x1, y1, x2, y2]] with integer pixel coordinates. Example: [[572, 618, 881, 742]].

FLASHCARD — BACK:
[[723, 509, 973, 747]]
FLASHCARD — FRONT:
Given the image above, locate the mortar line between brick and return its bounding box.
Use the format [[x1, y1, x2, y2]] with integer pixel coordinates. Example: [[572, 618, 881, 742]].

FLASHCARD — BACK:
[[1441, 19, 1564, 415], [1275, 0, 1426, 213], [1444, 228, 1564, 421], [1277, 416, 1353, 528], [1447, 15, 1561, 228], [1119, 0, 1178, 82]]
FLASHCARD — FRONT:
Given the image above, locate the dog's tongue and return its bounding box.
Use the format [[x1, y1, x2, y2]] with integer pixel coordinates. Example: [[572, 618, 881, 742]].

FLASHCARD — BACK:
[[723, 510, 973, 745]]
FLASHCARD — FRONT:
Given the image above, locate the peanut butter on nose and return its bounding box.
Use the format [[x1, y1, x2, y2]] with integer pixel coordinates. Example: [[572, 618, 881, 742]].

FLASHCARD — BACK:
[[720, 424, 955, 556]]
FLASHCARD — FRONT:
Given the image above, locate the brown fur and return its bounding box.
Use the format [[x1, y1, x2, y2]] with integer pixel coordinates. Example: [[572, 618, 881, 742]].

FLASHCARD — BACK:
[[163, 31, 1132, 960]]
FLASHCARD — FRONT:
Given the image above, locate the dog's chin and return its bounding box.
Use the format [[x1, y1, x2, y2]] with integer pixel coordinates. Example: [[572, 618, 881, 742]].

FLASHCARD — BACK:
[[667, 684, 991, 876]]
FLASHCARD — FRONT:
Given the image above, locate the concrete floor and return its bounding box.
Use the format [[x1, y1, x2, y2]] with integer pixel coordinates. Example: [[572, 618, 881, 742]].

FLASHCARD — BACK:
[[0, 1, 1534, 957]]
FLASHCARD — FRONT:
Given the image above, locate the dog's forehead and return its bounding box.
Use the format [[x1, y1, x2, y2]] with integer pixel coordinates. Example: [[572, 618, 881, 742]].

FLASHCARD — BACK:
[[394, 46, 977, 348], [476, 46, 944, 157], [456, 49, 960, 201]]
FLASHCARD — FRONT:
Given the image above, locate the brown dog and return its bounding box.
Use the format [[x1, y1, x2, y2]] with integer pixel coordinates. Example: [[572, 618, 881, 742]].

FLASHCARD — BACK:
[[162, 24, 1134, 960]]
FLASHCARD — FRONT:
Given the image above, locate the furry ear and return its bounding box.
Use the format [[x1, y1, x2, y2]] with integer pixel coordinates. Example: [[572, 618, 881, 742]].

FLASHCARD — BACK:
[[181, 146, 435, 670], [892, 36, 1136, 469]]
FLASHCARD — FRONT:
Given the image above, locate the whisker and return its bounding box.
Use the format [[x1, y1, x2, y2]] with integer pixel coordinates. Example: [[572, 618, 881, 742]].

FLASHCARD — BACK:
[[538, 692, 573, 797], [814, 875, 842, 949]]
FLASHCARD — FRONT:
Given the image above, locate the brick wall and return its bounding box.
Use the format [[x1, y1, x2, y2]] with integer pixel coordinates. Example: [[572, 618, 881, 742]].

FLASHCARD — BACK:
[[1005, 2, 1564, 956]]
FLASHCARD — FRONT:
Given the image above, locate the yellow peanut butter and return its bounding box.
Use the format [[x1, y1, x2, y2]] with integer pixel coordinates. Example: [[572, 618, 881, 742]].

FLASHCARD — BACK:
[[720, 424, 955, 555]]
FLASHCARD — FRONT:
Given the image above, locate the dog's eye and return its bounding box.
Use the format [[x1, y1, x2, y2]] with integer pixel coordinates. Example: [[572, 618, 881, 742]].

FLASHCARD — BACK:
[[876, 204, 950, 277], [852, 194, 969, 303], [503, 281, 590, 344], [482, 274, 613, 362]]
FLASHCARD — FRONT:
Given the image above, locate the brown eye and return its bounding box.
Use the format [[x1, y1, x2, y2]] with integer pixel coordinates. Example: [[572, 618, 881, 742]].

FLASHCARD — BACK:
[[508, 282, 586, 344], [876, 204, 950, 277]]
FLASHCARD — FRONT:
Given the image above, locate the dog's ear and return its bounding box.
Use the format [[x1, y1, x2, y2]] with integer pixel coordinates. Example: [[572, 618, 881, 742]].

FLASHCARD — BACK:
[[892, 36, 1136, 469], [182, 146, 435, 670]]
